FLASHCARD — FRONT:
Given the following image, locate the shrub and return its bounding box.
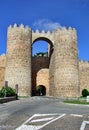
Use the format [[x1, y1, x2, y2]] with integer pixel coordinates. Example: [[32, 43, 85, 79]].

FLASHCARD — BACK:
[[36, 85, 42, 96], [82, 89, 89, 97], [0, 86, 18, 99], [36, 85, 42, 91]]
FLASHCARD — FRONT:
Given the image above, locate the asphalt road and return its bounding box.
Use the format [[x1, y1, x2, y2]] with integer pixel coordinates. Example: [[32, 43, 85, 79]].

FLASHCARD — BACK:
[[0, 96, 89, 130]]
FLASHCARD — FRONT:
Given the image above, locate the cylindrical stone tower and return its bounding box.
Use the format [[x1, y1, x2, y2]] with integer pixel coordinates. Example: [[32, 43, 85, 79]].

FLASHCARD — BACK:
[[5, 24, 32, 96], [53, 27, 80, 97], [49, 45, 55, 96]]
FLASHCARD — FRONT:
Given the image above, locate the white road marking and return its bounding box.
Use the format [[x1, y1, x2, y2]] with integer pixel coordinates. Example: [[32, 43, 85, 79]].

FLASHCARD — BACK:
[[31, 117, 54, 122], [16, 113, 89, 130], [80, 121, 89, 130], [33, 113, 62, 116], [23, 114, 36, 124], [15, 113, 66, 130], [38, 114, 66, 130], [15, 124, 41, 130], [70, 114, 83, 117]]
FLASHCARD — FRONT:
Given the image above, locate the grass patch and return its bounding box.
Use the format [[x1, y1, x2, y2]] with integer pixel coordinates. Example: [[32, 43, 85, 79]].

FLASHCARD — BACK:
[[79, 96, 86, 99], [64, 100, 89, 105]]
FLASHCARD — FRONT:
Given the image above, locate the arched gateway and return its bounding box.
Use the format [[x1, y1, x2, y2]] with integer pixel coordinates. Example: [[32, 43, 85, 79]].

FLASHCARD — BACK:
[[32, 31, 54, 96], [5, 24, 80, 97]]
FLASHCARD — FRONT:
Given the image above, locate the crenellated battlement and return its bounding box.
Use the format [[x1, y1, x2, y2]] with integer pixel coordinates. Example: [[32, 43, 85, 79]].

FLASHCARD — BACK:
[[7, 24, 32, 45], [8, 24, 76, 35], [32, 29, 53, 43], [79, 60, 89, 63], [32, 29, 52, 34], [32, 26, 76, 37], [8, 23, 76, 45], [53, 26, 76, 32], [52, 27, 77, 46], [79, 60, 89, 67], [52, 26, 77, 43], [8, 24, 31, 36], [8, 23, 31, 31]]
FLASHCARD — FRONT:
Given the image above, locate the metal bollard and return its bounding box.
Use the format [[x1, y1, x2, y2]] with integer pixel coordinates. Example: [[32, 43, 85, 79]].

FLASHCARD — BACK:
[[4, 81, 8, 97], [15, 84, 18, 95], [4, 81, 8, 87]]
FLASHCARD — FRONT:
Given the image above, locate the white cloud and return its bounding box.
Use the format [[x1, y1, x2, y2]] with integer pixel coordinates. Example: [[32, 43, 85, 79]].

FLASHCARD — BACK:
[[33, 19, 61, 31]]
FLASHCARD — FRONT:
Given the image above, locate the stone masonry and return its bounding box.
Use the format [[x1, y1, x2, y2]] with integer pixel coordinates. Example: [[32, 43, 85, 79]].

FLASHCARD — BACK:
[[5, 24, 32, 96], [79, 61, 89, 94], [0, 54, 6, 89], [32, 56, 49, 96], [0, 24, 89, 97]]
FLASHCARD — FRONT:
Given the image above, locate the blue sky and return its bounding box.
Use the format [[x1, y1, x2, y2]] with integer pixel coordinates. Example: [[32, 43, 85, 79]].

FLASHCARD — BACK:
[[0, 0, 89, 60]]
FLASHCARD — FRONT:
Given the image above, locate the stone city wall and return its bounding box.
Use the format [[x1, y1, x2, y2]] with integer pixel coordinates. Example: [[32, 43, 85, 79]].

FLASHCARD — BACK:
[[79, 60, 89, 94], [0, 54, 6, 88]]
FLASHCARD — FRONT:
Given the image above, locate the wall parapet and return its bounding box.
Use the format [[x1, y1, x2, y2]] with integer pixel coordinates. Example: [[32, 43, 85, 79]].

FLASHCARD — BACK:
[[32, 30, 54, 44], [7, 24, 32, 45], [53, 26, 76, 33], [79, 60, 89, 67], [8, 23, 31, 31], [32, 29, 52, 35], [79, 60, 89, 63]]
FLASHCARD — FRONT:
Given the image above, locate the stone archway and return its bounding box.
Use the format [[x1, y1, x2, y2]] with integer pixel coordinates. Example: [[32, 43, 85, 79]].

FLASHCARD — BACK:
[[32, 30, 54, 58], [32, 37, 54, 58], [36, 85, 46, 96], [31, 34, 54, 96], [36, 68, 49, 96]]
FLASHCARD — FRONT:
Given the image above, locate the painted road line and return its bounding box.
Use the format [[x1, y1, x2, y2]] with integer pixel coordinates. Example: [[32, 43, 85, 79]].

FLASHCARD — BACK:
[[38, 114, 66, 130], [70, 114, 83, 117], [80, 121, 89, 130], [33, 113, 62, 117], [31, 117, 54, 123], [15, 124, 41, 130], [15, 114, 36, 130], [15, 113, 66, 130], [23, 113, 61, 124]]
